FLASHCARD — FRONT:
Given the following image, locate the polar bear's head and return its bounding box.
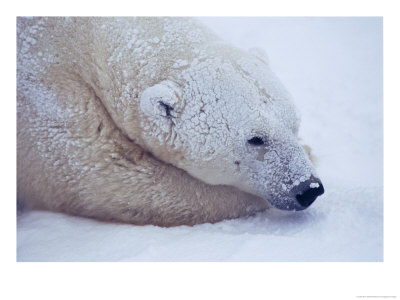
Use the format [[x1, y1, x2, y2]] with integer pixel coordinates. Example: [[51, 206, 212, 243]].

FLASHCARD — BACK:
[[138, 44, 324, 211]]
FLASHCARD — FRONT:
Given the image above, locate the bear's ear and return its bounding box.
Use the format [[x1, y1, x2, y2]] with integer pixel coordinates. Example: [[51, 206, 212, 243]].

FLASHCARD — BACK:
[[248, 47, 269, 65], [139, 81, 181, 118]]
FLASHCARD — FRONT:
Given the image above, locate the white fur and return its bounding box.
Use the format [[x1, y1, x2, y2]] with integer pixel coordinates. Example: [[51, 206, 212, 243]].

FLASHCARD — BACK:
[[17, 17, 317, 226]]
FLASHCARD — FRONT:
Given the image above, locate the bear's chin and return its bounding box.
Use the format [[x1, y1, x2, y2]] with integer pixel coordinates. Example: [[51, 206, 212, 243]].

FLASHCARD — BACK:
[[267, 199, 307, 212]]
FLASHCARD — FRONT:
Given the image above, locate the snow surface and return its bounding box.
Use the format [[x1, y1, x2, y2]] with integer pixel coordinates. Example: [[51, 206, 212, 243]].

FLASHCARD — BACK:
[[17, 17, 383, 262]]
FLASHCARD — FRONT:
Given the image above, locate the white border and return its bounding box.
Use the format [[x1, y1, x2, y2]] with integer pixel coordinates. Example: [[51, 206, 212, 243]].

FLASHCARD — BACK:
[[3, 1, 399, 299]]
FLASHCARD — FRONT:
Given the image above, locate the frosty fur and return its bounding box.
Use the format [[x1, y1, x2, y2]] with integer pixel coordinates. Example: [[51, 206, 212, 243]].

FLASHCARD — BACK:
[[17, 17, 316, 226]]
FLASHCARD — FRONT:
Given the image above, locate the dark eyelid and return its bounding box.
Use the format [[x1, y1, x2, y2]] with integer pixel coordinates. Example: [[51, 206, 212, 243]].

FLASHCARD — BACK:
[[247, 136, 264, 146]]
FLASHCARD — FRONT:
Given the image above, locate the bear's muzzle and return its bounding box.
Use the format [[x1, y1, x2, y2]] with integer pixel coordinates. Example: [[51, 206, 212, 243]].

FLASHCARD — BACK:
[[269, 175, 324, 211]]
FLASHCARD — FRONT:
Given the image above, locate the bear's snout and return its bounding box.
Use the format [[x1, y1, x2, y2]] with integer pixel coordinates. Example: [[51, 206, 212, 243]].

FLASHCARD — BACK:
[[268, 176, 324, 211], [293, 176, 324, 209]]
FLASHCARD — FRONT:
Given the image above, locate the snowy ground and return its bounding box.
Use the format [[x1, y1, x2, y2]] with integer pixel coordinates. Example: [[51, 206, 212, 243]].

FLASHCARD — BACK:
[[17, 17, 383, 262]]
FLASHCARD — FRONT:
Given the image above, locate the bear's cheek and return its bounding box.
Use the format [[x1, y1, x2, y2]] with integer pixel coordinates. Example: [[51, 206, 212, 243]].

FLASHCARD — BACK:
[[182, 160, 241, 186]]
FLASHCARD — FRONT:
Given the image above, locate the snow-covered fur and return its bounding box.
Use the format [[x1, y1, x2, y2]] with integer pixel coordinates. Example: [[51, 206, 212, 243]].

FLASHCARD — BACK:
[[17, 17, 321, 226]]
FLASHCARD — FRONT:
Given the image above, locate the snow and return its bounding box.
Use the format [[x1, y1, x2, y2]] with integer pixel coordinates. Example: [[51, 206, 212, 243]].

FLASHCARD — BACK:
[[17, 17, 383, 261]]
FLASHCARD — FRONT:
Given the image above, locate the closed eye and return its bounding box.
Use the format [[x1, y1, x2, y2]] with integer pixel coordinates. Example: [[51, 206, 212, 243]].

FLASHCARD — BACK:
[[247, 136, 265, 146]]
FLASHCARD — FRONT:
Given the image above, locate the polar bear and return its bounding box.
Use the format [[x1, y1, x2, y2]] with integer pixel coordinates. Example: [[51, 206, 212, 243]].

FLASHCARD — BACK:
[[17, 17, 324, 226]]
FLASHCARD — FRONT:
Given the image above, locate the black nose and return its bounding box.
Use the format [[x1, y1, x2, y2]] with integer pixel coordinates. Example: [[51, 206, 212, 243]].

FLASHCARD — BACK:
[[295, 179, 324, 208]]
